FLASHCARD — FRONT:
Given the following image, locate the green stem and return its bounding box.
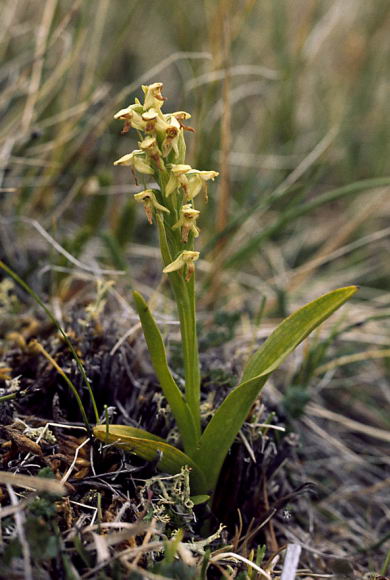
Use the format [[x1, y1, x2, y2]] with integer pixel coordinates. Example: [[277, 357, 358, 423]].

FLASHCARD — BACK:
[[156, 214, 201, 442], [0, 391, 21, 402], [173, 276, 201, 435]]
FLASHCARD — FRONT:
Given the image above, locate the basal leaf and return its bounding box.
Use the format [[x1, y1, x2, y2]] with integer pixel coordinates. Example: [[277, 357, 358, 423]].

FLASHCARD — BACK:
[[94, 424, 166, 443], [190, 494, 210, 506], [193, 286, 357, 492], [93, 424, 206, 493], [132, 290, 199, 453], [241, 286, 358, 382]]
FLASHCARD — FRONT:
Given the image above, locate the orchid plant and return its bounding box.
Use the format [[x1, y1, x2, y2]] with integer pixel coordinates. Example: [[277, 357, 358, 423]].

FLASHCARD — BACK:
[[93, 83, 357, 499]]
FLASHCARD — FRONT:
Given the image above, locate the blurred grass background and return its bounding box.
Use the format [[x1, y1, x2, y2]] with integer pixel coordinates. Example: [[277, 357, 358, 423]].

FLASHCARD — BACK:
[[1, 0, 389, 307]]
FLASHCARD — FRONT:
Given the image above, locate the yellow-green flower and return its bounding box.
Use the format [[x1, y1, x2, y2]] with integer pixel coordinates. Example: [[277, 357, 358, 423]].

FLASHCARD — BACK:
[[168, 111, 194, 133], [163, 250, 200, 281], [165, 164, 192, 197], [113, 150, 154, 175], [172, 204, 200, 242], [114, 103, 146, 132], [142, 82, 166, 111], [186, 170, 219, 201], [161, 116, 181, 158], [134, 189, 169, 224]]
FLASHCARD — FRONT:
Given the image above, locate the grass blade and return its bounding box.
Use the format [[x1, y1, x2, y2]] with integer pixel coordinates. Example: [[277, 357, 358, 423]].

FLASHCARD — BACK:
[[0, 259, 99, 427], [225, 178, 390, 268]]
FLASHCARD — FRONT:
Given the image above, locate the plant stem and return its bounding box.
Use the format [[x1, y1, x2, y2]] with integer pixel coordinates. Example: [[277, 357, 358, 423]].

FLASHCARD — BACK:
[[0, 391, 22, 402], [156, 214, 201, 442], [173, 276, 201, 436]]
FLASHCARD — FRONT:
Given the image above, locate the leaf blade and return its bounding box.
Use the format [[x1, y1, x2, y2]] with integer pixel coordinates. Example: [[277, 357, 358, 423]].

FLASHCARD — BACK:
[[193, 286, 357, 492], [93, 424, 206, 493], [241, 286, 358, 382], [132, 290, 199, 454]]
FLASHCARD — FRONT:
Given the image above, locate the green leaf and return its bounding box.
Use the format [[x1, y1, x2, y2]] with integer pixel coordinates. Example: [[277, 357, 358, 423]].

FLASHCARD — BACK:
[[93, 424, 206, 493], [241, 286, 358, 382], [190, 494, 210, 506], [193, 286, 357, 492], [132, 290, 199, 454]]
